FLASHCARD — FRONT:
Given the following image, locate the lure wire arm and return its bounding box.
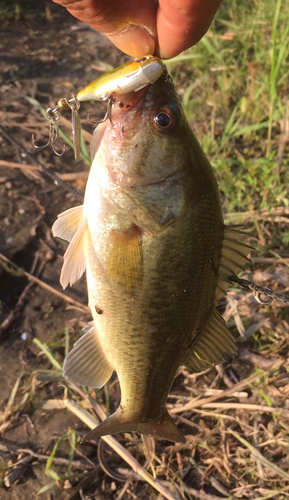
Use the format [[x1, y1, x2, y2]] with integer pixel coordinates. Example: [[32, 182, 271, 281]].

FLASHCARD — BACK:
[[97, 439, 131, 483], [67, 95, 81, 161], [228, 275, 289, 305]]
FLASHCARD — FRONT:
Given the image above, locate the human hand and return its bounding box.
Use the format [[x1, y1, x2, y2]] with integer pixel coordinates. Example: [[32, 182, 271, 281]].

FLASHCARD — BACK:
[[52, 0, 222, 59]]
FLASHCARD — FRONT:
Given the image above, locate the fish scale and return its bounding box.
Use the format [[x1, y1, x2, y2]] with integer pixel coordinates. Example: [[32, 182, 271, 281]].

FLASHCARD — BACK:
[[52, 71, 250, 443]]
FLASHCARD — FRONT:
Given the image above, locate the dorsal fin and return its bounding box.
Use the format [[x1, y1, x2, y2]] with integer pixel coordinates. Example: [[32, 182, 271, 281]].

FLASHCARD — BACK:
[[185, 307, 236, 372], [90, 119, 108, 160], [52, 205, 83, 243], [215, 225, 252, 302], [63, 322, 113, 388]]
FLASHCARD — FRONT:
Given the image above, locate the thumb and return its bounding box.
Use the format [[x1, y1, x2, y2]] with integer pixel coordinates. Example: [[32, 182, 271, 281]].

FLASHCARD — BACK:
[[106, 26, 155, 59], [52, 0, 157, 58]]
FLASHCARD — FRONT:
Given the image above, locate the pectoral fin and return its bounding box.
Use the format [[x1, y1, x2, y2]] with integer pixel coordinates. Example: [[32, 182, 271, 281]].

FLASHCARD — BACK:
[[52, 205, 87, 289], [63, 322, 113, 388], [59, 218, 87, 289], [107, 224, 142, 290], [185, 308, 236, 372], [52, 205, 83, 242]]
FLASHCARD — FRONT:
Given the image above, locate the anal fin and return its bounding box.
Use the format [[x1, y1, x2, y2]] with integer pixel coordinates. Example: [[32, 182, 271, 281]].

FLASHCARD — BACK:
[[185, 308, 236, 373], [63, 322, 113, 388], [81, 407, 185, 443]]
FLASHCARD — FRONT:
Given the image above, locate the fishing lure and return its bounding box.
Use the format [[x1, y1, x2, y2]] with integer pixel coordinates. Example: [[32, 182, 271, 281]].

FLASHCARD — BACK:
[[31, 56, 164, 160], [77, 55, 164, 102]]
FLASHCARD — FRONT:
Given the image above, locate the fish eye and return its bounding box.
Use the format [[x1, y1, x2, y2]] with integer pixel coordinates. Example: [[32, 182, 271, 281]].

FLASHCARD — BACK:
[[137, 56, 149, 64], [153, 108, 176, 133]]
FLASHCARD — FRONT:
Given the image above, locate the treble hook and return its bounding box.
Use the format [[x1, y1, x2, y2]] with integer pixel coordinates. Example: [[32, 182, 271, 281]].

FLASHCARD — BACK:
[[94, 93, 114, 124], [253, 289, 274, 305], [32, 105, 65, 156]]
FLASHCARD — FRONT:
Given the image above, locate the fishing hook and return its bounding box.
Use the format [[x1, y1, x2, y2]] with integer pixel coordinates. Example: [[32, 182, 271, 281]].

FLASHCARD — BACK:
[[252, 289, 274, 305], [32, 104, 65, 156], [60, 95, 81, 161], [96, 93, 114, 123], [32, 95, 81, 158]]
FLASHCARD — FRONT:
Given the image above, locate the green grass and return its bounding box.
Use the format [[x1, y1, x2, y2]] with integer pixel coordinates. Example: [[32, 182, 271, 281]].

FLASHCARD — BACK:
[[167, 0, 289, 217]]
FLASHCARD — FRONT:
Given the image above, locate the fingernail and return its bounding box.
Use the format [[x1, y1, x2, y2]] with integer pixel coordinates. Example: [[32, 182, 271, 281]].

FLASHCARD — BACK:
[[107, 25, 155, 58]]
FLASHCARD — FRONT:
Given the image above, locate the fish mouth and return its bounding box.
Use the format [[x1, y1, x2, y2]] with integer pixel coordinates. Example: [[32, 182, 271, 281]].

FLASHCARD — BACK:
[[110, 85, 149, 124]]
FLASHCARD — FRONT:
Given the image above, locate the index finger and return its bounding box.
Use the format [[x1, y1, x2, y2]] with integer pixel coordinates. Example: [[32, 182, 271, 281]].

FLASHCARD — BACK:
[[156, 0, 222, 58]]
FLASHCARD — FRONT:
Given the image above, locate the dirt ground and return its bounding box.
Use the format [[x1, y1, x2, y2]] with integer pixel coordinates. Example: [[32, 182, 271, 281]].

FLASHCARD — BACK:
[[1, 2, 289, 500]]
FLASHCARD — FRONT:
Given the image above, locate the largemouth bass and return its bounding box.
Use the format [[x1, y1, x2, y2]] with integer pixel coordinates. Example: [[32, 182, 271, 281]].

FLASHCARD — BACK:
[[53, 70, 250, 443]]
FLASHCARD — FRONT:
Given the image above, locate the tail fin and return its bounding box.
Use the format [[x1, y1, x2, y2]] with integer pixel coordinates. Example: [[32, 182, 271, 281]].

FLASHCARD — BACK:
[[81, 407, 185, 443]]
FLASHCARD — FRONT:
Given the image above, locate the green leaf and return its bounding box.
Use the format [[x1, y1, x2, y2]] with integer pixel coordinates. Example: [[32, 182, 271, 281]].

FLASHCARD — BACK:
[[37, 481, 56, 495], [232, 121, 270, 137], [46, 434, 67, 472], [33, 338, 62, 371], [201, 36, 222, 61]]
